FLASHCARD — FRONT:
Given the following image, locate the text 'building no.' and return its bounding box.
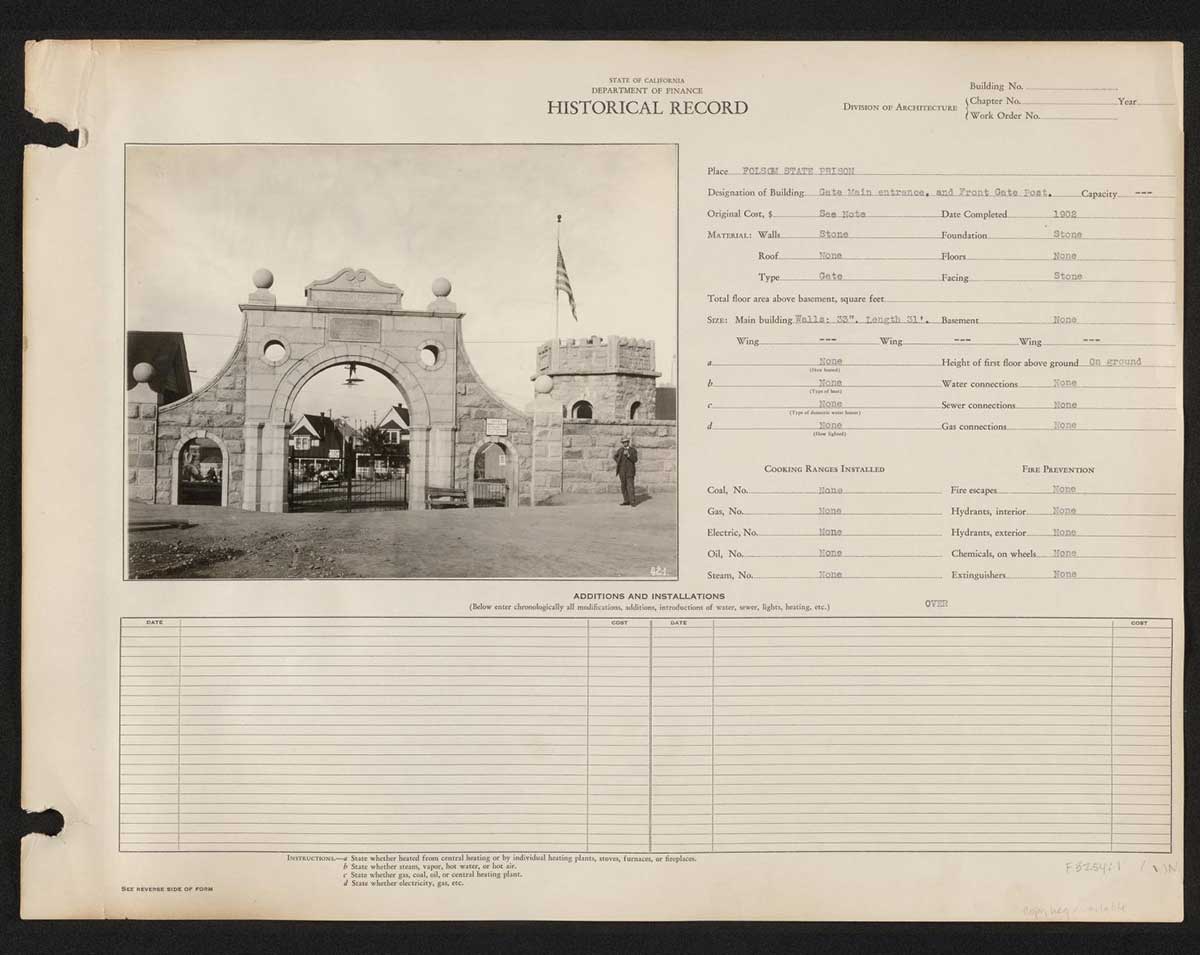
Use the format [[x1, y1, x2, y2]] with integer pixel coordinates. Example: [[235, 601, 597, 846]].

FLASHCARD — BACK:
[[127, 267, 677, 512]]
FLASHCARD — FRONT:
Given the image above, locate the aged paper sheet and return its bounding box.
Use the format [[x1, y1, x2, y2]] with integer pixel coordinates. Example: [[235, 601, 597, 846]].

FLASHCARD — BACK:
[[22, 40, 1183, 920]]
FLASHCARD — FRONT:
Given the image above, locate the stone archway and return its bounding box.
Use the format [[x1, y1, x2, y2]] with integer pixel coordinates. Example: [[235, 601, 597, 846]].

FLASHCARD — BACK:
[[465, 436, 520, 509], [169, 268, 517, 513], [170, 429, 231, 506], [248, 344, 434, 513], [268, 343, 431, 428]]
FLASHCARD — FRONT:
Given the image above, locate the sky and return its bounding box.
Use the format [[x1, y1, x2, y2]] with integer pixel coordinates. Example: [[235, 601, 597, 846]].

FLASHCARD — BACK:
[[125, 144, 677, 408], [294, 364, 407, 427]]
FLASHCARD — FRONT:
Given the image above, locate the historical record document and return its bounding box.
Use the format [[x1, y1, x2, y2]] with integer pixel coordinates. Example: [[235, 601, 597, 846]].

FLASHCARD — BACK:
[[21, 40, 1184, 920]]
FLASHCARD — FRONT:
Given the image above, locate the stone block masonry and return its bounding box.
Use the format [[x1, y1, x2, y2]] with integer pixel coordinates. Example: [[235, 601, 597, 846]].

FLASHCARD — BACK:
[[452, 343, 534, 506], [127, 270, 676, 514], [127, 382, 159, 503], [537, 336, 662, 421], [561, 419, 677, 496], [154, 338, 248, 506]]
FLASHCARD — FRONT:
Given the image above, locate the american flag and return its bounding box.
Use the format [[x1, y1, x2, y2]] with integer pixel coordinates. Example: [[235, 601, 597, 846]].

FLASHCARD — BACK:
[[556, 242, 578, 322]]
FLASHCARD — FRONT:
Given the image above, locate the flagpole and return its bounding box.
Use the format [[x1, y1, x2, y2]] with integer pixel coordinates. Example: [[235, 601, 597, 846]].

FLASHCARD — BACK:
[[555, 214, 562, 340]]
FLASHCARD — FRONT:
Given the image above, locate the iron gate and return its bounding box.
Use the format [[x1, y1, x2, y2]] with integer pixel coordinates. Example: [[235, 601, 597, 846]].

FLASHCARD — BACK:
[[178, 476, 222, 506], [472, 478, 508, 507], [287, 454, 408, 512]]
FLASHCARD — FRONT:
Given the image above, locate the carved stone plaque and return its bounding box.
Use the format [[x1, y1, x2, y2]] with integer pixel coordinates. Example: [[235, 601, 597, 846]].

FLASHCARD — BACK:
[[327, 316, 382, 343]]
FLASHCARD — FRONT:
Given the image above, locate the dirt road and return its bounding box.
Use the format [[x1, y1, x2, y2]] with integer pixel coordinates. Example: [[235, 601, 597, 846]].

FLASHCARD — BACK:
[[128, 494, 678, 579]]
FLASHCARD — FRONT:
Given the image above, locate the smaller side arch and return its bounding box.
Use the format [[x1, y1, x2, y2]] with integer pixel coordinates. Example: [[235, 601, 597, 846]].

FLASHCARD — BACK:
[[171, 429, 231, 506], [465, 436, 520, 509]]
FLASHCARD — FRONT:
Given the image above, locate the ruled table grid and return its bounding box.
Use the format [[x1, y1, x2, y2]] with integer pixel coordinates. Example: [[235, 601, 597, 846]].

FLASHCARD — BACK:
[[118, 617, 1172, 854]]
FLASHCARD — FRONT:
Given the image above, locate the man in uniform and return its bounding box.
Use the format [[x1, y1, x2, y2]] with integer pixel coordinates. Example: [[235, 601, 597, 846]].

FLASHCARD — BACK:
[[613, 436, 638, 507]]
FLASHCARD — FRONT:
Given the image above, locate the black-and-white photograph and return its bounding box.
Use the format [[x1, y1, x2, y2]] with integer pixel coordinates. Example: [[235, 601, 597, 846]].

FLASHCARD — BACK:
[[124, 144, 678, 578]]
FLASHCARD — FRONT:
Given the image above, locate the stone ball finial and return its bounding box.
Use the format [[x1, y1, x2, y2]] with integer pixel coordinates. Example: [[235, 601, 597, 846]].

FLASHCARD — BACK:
[[432, 277, 452, 298], [533, 374, 554, 395], [253, 268, 275, 289], [132, 362, 155, 384]]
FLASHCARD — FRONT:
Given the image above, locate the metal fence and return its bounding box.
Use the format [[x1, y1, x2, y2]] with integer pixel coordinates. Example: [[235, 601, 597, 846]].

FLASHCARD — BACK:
[[472, 478, 508, 507], [178, 478, 222, 506], [287, 456, 408, 512]]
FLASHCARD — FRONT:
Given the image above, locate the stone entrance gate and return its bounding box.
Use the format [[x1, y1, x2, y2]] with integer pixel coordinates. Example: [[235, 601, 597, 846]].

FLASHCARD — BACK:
[[128, 268, 533, 511], [126, 267, 676, 513]]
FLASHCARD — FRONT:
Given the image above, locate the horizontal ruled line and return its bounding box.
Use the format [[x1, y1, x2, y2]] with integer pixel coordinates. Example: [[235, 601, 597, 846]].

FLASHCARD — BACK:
[[121, 615, 1173, 857]]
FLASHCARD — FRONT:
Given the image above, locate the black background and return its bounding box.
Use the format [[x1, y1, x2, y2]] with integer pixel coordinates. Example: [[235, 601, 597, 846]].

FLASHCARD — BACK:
[[1, 4, 1197, 952]]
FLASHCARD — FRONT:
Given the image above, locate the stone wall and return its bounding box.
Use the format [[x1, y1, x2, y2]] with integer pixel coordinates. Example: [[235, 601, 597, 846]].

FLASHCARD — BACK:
[[561, 418, 677, 496], [127, 381, 159, 503], [535, 336, 661, 420], [452, 344, 533, 505], [536, 335, 657, 375], [129, 279, 667, 512], [552, 372, 658, 422], [614, 374, 658, 420], [154, 338, 248, 506], [531, 392, 564, 503]]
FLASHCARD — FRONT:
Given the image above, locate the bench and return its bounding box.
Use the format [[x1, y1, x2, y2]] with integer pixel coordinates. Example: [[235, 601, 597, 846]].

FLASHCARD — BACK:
[[426, 485, 468, 509]]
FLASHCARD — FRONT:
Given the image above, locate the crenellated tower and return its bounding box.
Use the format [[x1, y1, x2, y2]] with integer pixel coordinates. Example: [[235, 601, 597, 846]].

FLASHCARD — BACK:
[[533, 335, 661, 421]]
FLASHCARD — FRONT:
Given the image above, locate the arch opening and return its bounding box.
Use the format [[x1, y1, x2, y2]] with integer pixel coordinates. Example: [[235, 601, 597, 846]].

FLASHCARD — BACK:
[[570, 400, 593, 420], [270, 344, 430, 429], [251, 342, 436, 514], [284, 362, 412, 512], [467, 437, 519, 509], [177, 436, 225, 506]]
